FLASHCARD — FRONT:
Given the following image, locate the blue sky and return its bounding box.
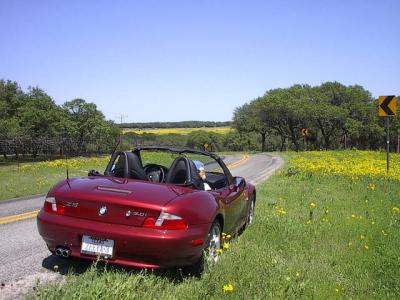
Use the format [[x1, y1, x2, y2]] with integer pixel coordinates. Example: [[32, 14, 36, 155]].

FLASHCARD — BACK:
[[1, 0, 399, 122]]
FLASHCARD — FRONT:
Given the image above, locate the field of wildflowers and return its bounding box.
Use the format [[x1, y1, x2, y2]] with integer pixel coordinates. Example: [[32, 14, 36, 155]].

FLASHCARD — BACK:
[[29, 150, 400, 299], [290, 150, 400, 181], [123, 126, 232, 135]]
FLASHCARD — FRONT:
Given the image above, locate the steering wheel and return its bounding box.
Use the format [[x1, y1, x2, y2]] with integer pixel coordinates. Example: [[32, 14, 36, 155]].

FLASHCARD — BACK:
[[144, 164, 165, 183]]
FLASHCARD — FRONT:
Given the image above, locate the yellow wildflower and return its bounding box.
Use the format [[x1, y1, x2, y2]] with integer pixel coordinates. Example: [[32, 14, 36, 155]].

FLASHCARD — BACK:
[[364, 245, 369, 250], [295, 272, 300, 277], [223, 242, 230, 250], [392, 207, 400, 213], [223, 284, 234, 292], [310, 202, 316, 208], [276, 207, 287, 215]]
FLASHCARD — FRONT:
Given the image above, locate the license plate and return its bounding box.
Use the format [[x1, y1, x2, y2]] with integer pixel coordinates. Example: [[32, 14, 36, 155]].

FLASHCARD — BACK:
[[81, 235, 114, 258]]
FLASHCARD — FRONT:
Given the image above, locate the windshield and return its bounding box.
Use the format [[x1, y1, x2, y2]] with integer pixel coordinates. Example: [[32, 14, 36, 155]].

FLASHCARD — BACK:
[[140, 150, 214, 170]]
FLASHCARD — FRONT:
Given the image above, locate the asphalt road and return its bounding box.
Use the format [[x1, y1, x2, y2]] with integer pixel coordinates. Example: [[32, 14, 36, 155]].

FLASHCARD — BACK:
[[0, 153, 283, 299]]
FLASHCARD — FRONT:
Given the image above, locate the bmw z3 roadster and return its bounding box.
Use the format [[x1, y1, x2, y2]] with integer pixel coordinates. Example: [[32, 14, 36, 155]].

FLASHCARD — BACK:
[[37, 146, 255, 274]]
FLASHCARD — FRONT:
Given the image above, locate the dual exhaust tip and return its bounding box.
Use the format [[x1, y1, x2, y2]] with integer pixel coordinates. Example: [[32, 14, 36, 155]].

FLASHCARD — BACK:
[[55, 247, 71, 258]]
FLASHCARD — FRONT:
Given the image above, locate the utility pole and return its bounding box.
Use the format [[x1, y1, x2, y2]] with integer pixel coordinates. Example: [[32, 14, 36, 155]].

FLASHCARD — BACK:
[[117, 114, 128, 150]]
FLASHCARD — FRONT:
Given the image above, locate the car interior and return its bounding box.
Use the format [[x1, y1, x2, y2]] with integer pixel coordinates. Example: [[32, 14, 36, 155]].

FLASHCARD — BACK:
[[104, 150, 229, 191]]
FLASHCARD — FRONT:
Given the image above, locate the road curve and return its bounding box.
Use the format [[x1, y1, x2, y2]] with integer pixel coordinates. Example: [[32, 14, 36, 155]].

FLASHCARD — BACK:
[[0, 154, 283, 299]]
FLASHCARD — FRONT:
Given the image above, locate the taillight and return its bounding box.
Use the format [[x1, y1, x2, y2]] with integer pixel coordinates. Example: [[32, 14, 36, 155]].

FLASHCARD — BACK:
[[43, 197, 64, 214], [143, 212, 188, 230]]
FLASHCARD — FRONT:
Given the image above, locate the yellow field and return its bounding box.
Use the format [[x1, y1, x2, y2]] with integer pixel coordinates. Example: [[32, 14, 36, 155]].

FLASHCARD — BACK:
[[122, 126, 232, 135], [289, 150, 400, 181]]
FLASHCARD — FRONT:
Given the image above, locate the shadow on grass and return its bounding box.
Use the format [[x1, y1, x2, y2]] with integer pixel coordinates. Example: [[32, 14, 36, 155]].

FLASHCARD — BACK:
[[41, 254, 194, 284]]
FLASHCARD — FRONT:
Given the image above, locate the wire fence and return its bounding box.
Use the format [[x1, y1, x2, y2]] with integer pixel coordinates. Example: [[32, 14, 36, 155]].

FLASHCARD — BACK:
[[0, 136, 119, 162]]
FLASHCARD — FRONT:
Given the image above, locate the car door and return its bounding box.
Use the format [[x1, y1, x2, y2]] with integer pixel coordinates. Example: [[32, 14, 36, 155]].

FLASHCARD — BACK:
[[214, 180, 246, 233], [203, 155, 246, 233]]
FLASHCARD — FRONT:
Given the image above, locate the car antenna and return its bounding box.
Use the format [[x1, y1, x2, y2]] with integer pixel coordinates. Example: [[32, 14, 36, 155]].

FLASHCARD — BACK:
[[110, 137, 121, 157], [63, 142, 71, 188]]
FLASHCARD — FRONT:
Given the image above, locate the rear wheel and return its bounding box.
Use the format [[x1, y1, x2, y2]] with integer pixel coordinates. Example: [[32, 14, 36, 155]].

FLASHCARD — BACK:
[[247, 196, 255, 225], [183, 220, 221, 277], [204, 220, 222, 264]]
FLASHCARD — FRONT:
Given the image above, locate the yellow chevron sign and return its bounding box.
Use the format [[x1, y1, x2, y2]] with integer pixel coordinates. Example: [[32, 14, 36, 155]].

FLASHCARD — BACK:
[[378, 96, 397, 117]]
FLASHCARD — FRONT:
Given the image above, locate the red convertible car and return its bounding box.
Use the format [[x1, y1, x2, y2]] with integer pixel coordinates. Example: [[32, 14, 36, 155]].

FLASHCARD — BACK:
[[37, 146, 256, 274]]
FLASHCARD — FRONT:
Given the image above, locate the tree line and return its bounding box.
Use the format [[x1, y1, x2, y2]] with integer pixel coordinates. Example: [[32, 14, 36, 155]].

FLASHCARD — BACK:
[[122, 130, 251, 152], [0, 79, 120, 158], [233, 82, 399, 152], [2, 79, 398, 158]]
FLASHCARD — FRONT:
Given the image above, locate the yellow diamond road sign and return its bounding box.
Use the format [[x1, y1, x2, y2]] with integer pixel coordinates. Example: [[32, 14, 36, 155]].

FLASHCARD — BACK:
[[378, 95, 397, 117]]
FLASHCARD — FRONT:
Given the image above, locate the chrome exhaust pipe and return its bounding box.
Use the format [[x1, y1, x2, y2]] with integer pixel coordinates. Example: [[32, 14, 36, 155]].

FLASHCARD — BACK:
[[61, 249, 71, 258], [55, 248, 63, 256]]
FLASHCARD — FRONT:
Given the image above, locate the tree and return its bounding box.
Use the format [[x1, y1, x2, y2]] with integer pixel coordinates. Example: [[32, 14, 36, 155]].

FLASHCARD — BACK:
[[63, 99, 105, 143], [0, 80, 24, 141], [259, 86, 310, 151], [233, 100, 271, 151], [186, 131, 223, 151], [63, 98, 120, 152], [308, 86, 347, 149], [18, 87, 66, 138], [0, 80, 24, 119]]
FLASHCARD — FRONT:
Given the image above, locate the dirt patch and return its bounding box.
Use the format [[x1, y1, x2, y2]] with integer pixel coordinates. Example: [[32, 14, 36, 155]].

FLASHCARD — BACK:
[[0, 272, 64, 300]]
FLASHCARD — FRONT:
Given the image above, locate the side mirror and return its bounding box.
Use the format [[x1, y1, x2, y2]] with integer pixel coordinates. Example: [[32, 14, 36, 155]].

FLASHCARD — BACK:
[[230, 176, 245, 192], [88, 169, 101, 176]]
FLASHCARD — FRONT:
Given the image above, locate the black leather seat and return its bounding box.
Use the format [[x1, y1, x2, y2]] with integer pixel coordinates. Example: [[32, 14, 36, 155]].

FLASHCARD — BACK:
[[165, 157, 189, 184], [126, 152, 149, 181], [166, 157, 204, 190]]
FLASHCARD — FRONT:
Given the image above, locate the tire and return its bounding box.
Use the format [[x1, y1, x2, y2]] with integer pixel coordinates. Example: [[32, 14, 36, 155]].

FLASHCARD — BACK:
[[246, 195, 255, 226], [183, 220, 222, 277]]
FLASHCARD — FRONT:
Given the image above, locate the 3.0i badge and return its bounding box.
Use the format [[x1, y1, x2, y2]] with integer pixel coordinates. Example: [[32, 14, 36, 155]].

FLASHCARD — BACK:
[[99, 206, 107, 216]]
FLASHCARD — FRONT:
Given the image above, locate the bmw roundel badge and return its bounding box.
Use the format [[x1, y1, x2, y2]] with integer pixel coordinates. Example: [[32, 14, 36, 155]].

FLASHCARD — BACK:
[[99, 206, 107, 216]]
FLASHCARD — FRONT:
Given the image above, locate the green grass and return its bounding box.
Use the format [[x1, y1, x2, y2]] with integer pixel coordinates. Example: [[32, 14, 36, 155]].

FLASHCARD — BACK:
[[27, 152, 400, 299], [0, 157, 110, 200]]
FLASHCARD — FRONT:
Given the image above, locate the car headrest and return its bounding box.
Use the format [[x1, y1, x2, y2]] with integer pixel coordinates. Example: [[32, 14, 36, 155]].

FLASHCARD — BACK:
[[165, 157, 204, 190], [126, 152, 149, 181], [165, 157, 189, 184]]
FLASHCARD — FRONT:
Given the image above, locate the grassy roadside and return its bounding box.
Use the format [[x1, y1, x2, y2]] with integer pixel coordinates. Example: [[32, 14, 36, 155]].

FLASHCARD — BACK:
[[28, 151, 400, 299], [0, 157, 110, 200]]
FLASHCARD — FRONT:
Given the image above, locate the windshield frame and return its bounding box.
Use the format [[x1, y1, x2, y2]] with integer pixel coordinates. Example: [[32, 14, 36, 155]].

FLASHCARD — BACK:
[[134, 146, 233, 185]]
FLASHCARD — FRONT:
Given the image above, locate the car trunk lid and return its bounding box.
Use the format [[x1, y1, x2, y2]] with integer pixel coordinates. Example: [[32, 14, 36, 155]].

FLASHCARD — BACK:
[[54, 177, 191, 227]]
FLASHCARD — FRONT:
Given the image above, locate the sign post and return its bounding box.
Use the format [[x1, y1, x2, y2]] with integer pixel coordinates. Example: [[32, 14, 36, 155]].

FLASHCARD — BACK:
[[385, 117, 390, 173], [378, 95, 398, 174]]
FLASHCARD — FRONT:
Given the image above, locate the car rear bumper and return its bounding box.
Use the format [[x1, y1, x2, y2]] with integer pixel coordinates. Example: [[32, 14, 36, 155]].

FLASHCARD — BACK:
[[37, 209, 210, 268]]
